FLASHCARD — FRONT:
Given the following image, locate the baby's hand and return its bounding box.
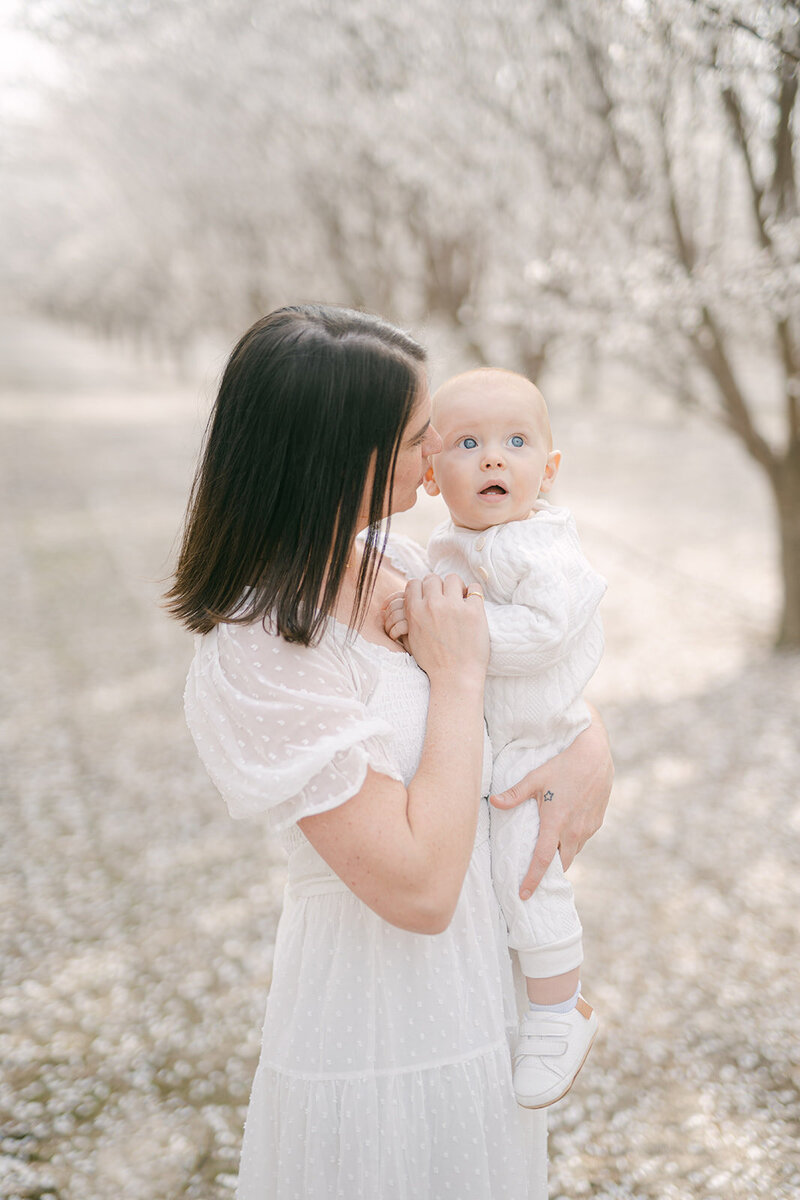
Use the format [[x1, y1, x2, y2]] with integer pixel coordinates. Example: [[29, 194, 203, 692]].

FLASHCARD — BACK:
[[382, 589, 410, 649]]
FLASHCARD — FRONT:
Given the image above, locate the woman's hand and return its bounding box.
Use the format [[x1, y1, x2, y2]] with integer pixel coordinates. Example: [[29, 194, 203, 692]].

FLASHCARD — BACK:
[[384, 575, 489, 683], [490, 705, 613, 899]]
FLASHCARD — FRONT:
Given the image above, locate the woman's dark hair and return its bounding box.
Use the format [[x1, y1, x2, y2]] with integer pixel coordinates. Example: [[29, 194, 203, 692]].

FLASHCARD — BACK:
[[164, 304, 426, 644]]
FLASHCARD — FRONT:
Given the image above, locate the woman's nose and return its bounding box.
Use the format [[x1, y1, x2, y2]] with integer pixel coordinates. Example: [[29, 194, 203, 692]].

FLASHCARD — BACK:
[[425, 426, 444, 456]]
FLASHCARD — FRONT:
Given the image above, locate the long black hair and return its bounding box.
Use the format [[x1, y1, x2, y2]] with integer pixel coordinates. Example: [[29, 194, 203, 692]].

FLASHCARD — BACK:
[[164, 305, 426, 644]]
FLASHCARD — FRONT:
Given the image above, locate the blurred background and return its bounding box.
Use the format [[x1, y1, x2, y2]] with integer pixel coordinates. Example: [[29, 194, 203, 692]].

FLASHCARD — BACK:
[[1, 1, 799, 1198]]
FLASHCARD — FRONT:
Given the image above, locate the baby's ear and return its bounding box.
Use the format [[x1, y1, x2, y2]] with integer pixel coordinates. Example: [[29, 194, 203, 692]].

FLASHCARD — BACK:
[[539, 450, 561, 494], [422, 462, 441, 497]]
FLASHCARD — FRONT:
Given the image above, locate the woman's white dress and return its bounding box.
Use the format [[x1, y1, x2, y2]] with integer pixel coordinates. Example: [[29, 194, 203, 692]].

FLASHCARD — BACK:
[[184, 537, 547, 1199]]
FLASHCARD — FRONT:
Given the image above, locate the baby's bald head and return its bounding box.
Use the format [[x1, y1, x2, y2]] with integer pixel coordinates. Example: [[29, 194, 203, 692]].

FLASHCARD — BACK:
[[425, 366, 560, 530], [432, 368, 552, 450]]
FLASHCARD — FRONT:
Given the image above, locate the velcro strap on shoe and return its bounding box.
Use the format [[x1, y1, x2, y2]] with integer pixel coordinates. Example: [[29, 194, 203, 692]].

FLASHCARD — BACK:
[[520, 1016, 570, 1038], [516, 1036, 568, 1057]]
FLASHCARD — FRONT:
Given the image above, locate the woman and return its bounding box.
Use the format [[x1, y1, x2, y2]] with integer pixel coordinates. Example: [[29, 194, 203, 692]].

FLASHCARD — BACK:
[[167, 305, 611, 1199]]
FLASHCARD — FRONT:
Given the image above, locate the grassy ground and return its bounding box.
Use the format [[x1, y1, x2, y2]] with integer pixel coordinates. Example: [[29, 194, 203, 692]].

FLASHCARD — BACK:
[[1, 316, 798, 1199]]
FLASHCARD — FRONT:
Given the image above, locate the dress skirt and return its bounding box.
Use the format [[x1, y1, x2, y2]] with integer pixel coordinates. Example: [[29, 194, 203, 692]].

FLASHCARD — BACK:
[[236, 805, 547, 1200]]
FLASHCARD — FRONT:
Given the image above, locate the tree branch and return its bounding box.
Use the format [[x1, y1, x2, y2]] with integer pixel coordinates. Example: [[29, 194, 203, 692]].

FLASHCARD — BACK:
[[563, 17, 642, 196], [658, 106, 696, 271], [777, 318, 800, 447], [693, 1, 800, 63], [771, 51, 799, 218], [693, 306, 778, 475], [657, 80, 778, 472], [721, 85, 771, 251]]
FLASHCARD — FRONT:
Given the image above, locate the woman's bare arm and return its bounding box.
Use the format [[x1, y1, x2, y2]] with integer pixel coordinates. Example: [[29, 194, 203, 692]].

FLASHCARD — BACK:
[[489, 704, 613, 898], [299, 575, 489, 935]]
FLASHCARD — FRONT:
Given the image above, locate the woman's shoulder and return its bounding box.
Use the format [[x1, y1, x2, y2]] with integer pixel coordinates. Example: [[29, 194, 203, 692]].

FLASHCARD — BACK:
[[192, 614, 371, 701], [185, 616, 397, 826]]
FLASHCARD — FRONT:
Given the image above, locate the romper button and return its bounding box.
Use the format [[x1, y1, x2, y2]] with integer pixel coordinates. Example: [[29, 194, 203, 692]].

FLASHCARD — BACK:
[[477, 565, 489, 582], [475, 537, 486, 551]]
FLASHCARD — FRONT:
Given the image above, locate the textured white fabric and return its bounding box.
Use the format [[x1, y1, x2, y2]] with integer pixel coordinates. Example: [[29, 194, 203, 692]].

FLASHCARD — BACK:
[[185, 533, 547, 1200], [428, 505, 605, 977], [185, 619, 402, 831], [491, 799, 585, 980], [427, 503, 606, 781]]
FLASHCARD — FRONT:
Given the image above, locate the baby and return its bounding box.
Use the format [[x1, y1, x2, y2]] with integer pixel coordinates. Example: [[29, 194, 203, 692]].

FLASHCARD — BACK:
[[393, 367, 606, 1109]]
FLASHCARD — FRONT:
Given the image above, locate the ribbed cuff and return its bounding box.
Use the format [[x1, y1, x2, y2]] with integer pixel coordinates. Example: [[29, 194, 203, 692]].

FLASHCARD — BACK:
[[517, 930, 584, 978]]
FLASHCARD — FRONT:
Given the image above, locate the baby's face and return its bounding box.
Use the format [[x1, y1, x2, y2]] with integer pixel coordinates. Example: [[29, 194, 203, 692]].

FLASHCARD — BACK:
[[427, 371, 559, 531]]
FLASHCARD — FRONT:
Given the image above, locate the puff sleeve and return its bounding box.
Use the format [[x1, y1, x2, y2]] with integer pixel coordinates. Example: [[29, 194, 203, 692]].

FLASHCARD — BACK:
[[184, 619, 401, 833]]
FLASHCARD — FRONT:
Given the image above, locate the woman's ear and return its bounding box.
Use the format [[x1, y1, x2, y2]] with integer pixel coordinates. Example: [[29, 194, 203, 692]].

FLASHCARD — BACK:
[[539, 450, 561, 494], [422, 463, 441, 497]]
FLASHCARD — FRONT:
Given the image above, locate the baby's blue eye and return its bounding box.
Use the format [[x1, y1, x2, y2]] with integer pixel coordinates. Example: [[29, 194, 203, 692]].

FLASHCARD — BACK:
[[509, 435, 525, 448], [461, 437, 478, 449]]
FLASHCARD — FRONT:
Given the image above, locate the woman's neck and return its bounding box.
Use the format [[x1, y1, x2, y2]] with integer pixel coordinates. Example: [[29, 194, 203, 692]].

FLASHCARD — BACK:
[[331, 536, 408, 651]]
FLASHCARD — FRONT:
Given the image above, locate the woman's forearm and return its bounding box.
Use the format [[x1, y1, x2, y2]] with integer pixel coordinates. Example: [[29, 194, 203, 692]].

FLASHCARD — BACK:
[[300, 575, 491, 935], [298, 670, 487, 936]]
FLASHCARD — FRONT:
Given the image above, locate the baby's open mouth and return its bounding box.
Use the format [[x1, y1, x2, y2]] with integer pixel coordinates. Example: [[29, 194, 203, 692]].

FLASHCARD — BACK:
[[480, 484, 508, 495]]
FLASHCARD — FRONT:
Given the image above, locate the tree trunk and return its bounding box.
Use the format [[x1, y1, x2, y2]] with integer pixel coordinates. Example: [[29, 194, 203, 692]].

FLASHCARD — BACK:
[[771, 446, 800, 648]]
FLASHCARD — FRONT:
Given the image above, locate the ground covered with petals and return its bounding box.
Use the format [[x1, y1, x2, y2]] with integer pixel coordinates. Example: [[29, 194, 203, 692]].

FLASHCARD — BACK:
[[1, 321, 798, 1198]]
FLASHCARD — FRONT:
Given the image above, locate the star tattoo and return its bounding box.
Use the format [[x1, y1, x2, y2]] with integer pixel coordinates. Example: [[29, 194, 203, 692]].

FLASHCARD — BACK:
[[543, 790, 554, 802]]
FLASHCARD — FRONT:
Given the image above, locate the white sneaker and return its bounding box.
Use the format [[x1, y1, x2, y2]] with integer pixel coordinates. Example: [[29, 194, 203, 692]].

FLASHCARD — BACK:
[[513, 995, 598, 1109]]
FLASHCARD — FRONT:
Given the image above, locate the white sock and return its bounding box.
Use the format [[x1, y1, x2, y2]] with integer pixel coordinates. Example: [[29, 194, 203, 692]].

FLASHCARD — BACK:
[[528, 982, 581, 1015]]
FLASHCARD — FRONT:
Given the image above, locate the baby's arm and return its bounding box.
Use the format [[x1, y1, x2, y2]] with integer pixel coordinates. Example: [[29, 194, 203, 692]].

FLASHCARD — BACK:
[[383, 590, 412, 651], [483, 547, 604, 676], [481, 574, 571, 676], [384, 570, 592, 669], [384, 542, 603, 663]]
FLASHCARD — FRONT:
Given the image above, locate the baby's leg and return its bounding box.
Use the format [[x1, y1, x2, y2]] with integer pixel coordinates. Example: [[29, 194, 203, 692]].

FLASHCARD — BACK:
[[527, 966, 581, 1006], [489, 798, 584, 982], [490, 797, 596, 1108]]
